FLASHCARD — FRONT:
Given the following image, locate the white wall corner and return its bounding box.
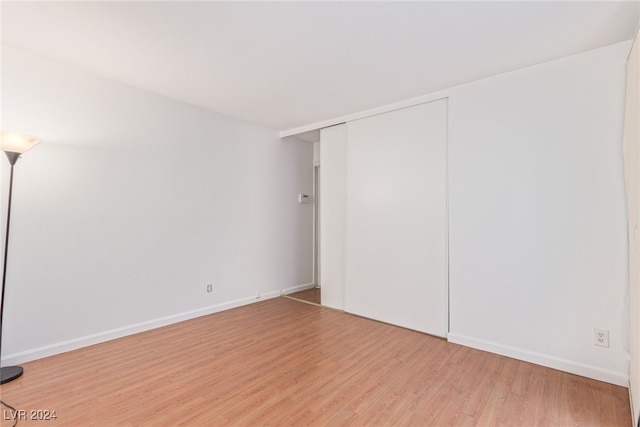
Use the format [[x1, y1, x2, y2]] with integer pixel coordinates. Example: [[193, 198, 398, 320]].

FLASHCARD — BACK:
[[281, 282, 316, 295]]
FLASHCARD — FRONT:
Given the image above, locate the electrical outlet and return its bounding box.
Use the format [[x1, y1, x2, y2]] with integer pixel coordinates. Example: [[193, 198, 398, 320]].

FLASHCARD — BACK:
[[594, 328, 609, 347], [206, 284, 213, 293]]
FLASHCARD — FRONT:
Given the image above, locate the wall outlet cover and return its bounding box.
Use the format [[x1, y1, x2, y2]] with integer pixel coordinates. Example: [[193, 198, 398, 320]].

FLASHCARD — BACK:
[[594, 328, 609, 348]]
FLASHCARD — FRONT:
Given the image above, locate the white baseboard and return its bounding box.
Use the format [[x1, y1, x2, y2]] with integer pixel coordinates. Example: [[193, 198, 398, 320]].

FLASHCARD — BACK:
[[281, 282, 315, 295], [2, 289, 284, 366], [447, 332, 628, 387]]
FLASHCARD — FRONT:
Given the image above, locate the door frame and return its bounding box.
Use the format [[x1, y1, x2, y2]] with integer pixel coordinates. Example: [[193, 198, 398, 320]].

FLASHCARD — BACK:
[[313, 164, 321, 286]]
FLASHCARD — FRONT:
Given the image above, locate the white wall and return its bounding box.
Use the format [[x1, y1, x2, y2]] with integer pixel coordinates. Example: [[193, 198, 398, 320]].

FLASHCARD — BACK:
[[623, 28, 640, 423], [448, 41, 631, 385], [0, 47, 313, 363], [312, 141, 320, 166]]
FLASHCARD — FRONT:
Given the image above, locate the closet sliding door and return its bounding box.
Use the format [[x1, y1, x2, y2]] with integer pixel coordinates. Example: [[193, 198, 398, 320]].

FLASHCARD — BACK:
[[345, 98, 448, 336]]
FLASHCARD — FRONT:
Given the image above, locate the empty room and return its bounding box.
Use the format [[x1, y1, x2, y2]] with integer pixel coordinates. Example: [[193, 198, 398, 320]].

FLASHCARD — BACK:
[[1, 1, 639, 426]]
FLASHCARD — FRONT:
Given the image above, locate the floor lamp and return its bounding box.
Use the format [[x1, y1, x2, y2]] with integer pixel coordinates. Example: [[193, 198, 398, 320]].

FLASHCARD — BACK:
[[0, 131, 41, 384]]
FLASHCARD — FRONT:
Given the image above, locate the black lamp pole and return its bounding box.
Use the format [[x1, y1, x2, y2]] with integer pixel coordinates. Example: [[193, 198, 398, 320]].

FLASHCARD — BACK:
[[0, 151, 24, 384]]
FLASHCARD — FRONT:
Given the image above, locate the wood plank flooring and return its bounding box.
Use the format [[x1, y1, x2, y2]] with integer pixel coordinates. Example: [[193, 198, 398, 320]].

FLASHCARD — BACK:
[[0, 297, 631, 426], [285, 287, 321, 305]]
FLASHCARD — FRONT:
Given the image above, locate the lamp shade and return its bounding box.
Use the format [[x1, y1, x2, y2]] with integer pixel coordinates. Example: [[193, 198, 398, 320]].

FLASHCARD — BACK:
[[0, 131, 41, 154]]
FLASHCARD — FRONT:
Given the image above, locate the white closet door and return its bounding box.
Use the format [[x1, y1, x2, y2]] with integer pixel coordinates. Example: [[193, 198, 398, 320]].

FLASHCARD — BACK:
[[346, 99, 448, 336], [320, 124, 348, 310]]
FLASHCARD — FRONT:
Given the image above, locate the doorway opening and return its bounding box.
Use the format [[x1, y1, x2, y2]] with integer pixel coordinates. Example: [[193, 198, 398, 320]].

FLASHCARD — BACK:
[[284, 162, 321, 306]]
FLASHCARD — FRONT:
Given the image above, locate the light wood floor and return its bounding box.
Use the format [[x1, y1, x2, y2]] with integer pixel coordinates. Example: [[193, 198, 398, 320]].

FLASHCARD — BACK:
[[286, 287, 321, 305], [0, 297, 631, 426]]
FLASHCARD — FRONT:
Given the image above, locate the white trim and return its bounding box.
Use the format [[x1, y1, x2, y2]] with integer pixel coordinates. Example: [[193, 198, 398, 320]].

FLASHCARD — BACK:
[[2, 290, 285, 366], [444, 97, 450, 338], [448, 332, 629, 387], [280, 95, 449, 138], [313, 165, 320, 286], [281, 282, 315, 296]]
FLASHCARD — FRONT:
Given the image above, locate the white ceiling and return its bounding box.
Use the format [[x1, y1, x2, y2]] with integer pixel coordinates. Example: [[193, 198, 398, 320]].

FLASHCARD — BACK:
[[1, 1, 639, 136]]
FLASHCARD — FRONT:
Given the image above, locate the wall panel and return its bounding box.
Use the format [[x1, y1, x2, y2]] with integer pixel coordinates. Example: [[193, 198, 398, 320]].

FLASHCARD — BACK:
[[623, 28, 640, 424], [320, 124, 348, 310]]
